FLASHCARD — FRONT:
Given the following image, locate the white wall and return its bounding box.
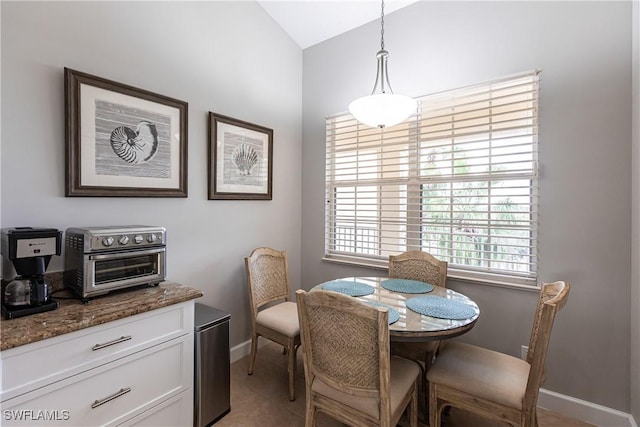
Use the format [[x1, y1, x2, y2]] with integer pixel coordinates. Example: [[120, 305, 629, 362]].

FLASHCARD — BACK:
[[302, 1, 632, 412], [631, 0, 639, 422], [0, 1, 303, 348]]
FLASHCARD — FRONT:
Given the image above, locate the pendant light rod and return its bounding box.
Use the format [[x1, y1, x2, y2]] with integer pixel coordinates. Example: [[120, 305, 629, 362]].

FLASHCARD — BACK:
[[371, 0, 390, 95], [380, 0, 385, 51]]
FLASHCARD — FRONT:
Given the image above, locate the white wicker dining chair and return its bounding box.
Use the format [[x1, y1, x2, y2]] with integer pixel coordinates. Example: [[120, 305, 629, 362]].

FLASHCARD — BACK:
[[427, 281, 570, 427], [245, 247, 301, 401], [388, 251, 448, 406], [296, 289, 420, 427]]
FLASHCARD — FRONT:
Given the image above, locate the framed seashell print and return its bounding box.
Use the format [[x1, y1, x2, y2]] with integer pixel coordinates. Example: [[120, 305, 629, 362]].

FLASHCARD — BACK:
[[208, 112, 273, 200], [65, 68, 188, 197]]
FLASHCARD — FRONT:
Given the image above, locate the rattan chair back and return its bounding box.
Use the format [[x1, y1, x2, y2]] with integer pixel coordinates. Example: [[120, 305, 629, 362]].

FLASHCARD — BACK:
[[298, 290, 386, 396], [388, 251, 447, 287], [245, 247, 291, 316], [523, 281, 571, 411]]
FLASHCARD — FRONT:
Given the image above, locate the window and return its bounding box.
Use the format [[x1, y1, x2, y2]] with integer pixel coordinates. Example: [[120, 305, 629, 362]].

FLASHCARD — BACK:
[[325, 71, 539, 286]]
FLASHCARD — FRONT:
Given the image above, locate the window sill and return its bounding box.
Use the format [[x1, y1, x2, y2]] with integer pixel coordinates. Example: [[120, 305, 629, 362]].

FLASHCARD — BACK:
[[446, 270, 540, 292]]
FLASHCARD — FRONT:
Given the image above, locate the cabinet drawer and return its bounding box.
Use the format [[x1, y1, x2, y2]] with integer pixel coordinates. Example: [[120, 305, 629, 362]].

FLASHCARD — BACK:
[[1, 333, 193, 427], [1, 301, 194, 401], [121, 391, 193, 427]]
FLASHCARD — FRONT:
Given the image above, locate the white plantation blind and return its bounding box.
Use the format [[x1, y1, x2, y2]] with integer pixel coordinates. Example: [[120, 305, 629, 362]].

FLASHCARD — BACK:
[[325, 71, 539, 286]]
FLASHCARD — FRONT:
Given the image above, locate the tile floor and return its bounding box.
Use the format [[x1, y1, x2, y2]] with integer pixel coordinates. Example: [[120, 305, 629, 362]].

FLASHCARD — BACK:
[[215, 342, 595, 427]]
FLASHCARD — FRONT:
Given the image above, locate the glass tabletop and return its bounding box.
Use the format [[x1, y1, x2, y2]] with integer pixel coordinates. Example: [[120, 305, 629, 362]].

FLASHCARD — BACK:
[[312, 277, 480, 342]]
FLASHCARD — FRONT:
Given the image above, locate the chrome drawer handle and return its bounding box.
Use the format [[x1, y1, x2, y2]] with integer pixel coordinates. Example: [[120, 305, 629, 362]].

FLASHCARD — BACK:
[[92, 335, 132, 351], [91, 387, 131, 409]]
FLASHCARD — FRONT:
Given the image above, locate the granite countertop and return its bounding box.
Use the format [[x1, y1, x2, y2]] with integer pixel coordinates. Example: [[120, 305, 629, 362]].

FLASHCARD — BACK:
[[0, 281, 203, 351]]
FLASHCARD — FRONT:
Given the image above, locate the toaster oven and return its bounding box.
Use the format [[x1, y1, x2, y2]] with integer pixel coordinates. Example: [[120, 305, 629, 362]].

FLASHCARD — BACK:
[[64, 226, 166, 300]]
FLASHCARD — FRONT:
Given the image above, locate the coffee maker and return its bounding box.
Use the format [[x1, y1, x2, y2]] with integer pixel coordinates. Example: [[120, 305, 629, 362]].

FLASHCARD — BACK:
[[1, 227, 62, 319]]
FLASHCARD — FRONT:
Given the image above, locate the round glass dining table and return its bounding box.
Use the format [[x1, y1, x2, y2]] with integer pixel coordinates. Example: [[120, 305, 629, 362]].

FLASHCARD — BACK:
[[311, 276, 480, 343]]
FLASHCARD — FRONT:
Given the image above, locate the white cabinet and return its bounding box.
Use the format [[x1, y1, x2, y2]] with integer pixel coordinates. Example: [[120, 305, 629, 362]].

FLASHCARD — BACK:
[[1, 301, 194, 426]]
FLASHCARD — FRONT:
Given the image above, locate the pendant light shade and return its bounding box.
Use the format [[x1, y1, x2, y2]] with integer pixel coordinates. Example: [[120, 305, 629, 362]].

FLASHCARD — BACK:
[[348, 1, 416, 128], [349, 93, 416, 129]]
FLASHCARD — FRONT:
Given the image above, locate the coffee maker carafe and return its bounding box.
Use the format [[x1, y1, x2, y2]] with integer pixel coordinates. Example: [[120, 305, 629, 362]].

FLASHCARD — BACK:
[[1, 227, 62, 319]]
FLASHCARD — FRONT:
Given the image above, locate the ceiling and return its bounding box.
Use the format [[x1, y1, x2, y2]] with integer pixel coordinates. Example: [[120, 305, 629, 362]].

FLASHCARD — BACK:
[[258, 0, 420, 49]]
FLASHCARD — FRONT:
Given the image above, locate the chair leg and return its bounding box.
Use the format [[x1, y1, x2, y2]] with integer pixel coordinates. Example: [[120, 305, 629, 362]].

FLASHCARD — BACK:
[[287, 341, 298, 401], [523, 407, 538, 427], [248, 333, 258, 375], [409, 381, 419, 427], [429, 383, 441, 427], [305, 402, 317, 427], [423, 349, 435, 419]]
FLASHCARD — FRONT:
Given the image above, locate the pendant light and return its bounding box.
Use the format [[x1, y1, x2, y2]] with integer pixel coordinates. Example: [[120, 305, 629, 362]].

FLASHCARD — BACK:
[[348, 0, 416, 128]]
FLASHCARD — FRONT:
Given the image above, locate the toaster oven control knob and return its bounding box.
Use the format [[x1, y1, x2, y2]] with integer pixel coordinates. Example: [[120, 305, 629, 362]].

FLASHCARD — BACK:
[[147, 234, 157, 243], [102, 236, 115, 247], [133, 234, 144, 244], [118, 235, 130, 245]]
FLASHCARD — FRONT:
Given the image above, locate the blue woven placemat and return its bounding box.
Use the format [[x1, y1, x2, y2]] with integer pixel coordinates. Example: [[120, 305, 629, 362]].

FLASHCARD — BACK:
[[365, 301, 400, 324], [406, 296, 476, 320], [381, 278, 434, 294], [321, 280, 375, 297]]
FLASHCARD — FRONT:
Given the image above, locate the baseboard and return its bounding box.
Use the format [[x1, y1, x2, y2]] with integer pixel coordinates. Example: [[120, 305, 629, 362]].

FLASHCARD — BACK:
[[538, 388, 636, 427], [230, 338, 251, 363], [230, 337, 270, 364], [229, 339, 637, 427]]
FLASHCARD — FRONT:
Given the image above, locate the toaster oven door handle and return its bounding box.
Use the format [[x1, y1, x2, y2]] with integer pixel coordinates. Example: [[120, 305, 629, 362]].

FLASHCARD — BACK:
[[92, 335, 132, 351], [91, 387, 132, 409], [89, 247, 165, 261]]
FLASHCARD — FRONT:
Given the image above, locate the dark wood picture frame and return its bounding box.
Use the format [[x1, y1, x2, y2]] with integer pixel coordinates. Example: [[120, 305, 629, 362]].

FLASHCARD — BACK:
[[65, 68, 188, 197], [208, 112, 273, 200]]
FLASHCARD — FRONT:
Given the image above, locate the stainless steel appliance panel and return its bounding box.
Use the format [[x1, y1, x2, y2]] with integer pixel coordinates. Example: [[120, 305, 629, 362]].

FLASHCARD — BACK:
[[194, 303, 231, 427]]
